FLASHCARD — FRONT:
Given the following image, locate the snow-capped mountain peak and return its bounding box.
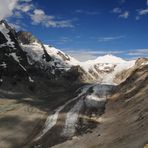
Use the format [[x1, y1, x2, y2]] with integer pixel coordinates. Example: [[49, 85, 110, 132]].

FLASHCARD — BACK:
[[94, 54, 126, 63]]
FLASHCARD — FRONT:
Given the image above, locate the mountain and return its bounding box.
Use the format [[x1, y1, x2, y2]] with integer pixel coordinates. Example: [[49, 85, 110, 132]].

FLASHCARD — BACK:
[[0, 20, 147, 148], [1, 21, 135, 82], [0, 20, 81, 84], [0, 20, 135, 84], [79, 54, 135, 83]]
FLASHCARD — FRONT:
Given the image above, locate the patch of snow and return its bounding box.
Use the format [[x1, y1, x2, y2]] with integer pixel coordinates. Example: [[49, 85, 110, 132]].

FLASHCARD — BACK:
[[141, 61, 148, 65], [85, 95, 106, 108], [84, 84, 112, 108], [86, 94, 106, 102], [21, 43, 74, 72], [9, 53, 34, 83], [62, 99, 84, 137], [9, 53, 20, 63], [19, 64, 27, 72], [44, 45, 79, 66], [102, 60, 135, 84], [29, 76, 34, 83], [0, 62, 7, 68], [0, 23, 15, 48]]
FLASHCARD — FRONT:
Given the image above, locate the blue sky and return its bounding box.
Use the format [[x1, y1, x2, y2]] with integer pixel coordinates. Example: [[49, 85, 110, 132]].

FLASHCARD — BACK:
[[0, 0, 148, 61]]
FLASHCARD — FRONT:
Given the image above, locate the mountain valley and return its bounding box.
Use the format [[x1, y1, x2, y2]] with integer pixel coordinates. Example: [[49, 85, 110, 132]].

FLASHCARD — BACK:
[[0, 20, 148, 148]]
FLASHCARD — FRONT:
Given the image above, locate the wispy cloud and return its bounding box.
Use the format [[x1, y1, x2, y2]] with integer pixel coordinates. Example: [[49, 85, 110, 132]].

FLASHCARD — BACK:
[[112, 7, 122, 13], [20, 0, 32, 2], [119, 11, 129, 19], [57, 37, 73, 44], [8, 23, 22, 30], [16, 3, 34, 12], [0, 0, 18, 19], [112, 7, 129, 19], [135, 1, 148, 20], [75, 10, 100, 15], [30, 9, 74, 28], [136, 8, 148, 20], [97, 35, 125, 42], [48, 37, 73, 45], [64, 48, 148, 61], [138, 9, 148, 15], [128, 49, 148, 56]]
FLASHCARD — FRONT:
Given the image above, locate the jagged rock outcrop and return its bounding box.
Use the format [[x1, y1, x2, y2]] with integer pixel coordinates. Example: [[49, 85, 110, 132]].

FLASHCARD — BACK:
[[63, 65, 93, 82], [17, 31, 39, 45], [0, 20, 30, 83]]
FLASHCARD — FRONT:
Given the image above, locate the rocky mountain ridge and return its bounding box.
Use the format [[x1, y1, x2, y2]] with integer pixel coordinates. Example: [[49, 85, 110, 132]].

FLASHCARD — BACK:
[[0, 20, 137, 84]]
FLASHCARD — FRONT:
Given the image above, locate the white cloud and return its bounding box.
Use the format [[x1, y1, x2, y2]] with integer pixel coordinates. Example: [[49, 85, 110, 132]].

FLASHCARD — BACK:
[[14, 11, 23, 18], [112, 8, 130, 19], [75, 10, 99, 15], [59, 37, 72, 43], [30, 9, 54, 24], [98, 36, 125, 42], [30, 9, 74, 28], [16, 3, 34, 12], [8, 23, 21, 30], [0, 0, 74, 28], [112, 7, 122, 13], [135, 16, 140, 20], [0, 0, 19, 19], [128, 49, 148, 56], [20, 0, 32, 2], [49, 37, 73, 45], [138, 9, 148, 15], [136, 8, 148, 20], [119, 11, 129, 19]]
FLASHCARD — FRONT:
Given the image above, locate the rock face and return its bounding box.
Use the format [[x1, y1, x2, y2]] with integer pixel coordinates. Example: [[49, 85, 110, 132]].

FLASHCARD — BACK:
[[0, 20, 78, 82], [0, 20, 30, 82], [135, 57, 148, 66], [17, 31, 39, 45]]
